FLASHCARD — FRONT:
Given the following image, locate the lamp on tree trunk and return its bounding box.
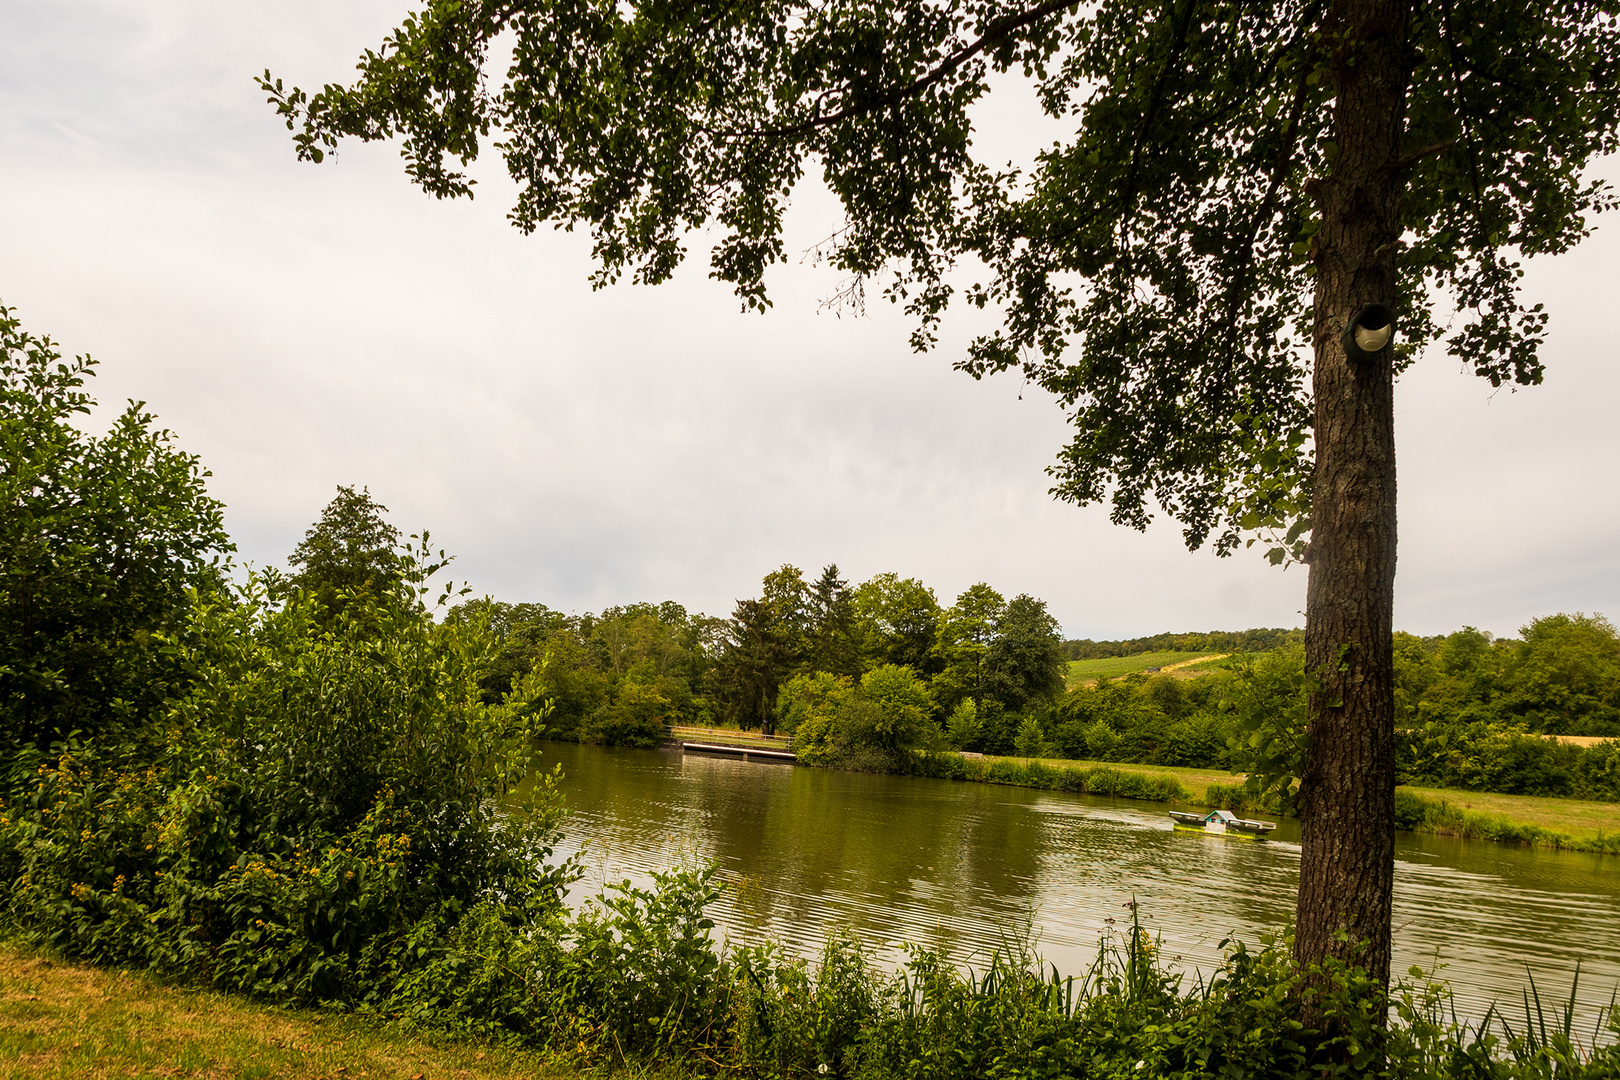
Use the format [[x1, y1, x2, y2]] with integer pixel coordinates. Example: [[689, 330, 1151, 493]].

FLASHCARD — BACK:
[[1343, 304, 1396, 361]]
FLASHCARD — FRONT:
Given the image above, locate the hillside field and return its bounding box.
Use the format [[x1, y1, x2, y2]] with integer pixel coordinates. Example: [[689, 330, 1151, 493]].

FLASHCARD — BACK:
[[1065, 651, 1234, 686]]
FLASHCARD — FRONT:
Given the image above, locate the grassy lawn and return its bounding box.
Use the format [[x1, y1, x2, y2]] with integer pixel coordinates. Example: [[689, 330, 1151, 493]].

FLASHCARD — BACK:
[[1064, 651, 1218, 686], [0, 947, 583, 1080], [1397, 784, 1620, 843]]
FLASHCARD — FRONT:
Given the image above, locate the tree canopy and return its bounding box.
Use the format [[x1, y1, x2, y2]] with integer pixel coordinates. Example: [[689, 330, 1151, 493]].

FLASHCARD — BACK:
[[263, 0, 1619, 552], [283, 485, 405, 618], [0, 303, 232, 751]]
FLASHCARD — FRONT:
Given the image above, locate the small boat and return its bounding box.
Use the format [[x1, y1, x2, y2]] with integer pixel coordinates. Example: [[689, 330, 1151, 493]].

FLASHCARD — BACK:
[[1169, 809, 1276, 839]]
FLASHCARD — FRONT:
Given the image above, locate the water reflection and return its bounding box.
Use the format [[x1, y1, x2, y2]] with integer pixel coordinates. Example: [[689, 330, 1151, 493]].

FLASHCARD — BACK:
[[536, 743, 1620, 1031]]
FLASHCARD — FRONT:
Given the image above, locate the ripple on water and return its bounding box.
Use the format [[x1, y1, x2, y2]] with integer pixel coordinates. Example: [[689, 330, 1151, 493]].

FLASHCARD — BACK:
[[538, 743, 1620, 1031]]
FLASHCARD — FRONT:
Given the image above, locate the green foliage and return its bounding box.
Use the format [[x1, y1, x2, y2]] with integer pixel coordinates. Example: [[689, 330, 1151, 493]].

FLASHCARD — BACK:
[[1013, 715, 1046, 758], [843, 664, 937, 754], [17, 818, 1620, 1077], [851, 573, 942, 675], [279, 485, 404, 620], [930, 583, 1006, 714], [805, 565, 861, 680], [785, 665, 938, 771], [465, 597, 720, 745], [983, 595, 1067, 712], [944, 698, 983, 751], [0, 544, 568, 1002], [1221, 645, 1311, 805], [1047, 674, 1234, 770], [1063, 627, 1303, 661], [578, 677, 678, 748], [0, 302, 232, 752], [1505, 615, 1620, 736]]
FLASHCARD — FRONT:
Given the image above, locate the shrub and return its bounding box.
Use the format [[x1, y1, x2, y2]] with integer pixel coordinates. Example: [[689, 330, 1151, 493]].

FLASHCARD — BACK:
[[0, 546, 569, 1002], [788, 666, 938, 771], [580, 678, 677, 747], [945, 698, 983, 750]]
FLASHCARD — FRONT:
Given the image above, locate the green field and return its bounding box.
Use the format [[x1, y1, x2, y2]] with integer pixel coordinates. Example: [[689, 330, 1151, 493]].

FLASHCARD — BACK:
[[1064, 651, 1225, 686]]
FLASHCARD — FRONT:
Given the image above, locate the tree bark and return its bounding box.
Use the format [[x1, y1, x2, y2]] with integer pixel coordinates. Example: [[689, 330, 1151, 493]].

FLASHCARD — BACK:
[[1296, 0, 1412, 1004]]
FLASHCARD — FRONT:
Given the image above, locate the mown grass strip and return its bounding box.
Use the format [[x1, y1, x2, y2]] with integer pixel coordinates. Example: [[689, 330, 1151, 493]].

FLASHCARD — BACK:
[[0, 946, 595, 1080], [1394, 789, 1620, 855]]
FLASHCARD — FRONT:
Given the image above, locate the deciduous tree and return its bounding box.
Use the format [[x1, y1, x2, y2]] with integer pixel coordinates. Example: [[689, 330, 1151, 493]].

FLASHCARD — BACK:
[[284, 485, 404, 619], [1, 304, 231, 750]]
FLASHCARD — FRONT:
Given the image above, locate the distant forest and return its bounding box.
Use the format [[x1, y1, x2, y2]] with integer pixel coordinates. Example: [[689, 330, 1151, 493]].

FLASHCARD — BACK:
[[1060, 627, 1303, 660]]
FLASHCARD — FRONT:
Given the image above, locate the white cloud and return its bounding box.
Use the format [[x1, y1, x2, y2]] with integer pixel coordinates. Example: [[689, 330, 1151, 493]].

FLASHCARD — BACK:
[[2, 2, 1614, 640]]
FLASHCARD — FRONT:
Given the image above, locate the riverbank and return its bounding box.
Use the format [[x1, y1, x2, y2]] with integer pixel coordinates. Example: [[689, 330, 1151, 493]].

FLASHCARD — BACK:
[[0, 945, 588, 1080], [934, 752, 1620, 854]]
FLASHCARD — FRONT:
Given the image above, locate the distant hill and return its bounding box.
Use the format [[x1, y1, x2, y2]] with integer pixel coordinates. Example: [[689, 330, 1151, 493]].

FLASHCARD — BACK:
[[1060, 627, 1303, 661]]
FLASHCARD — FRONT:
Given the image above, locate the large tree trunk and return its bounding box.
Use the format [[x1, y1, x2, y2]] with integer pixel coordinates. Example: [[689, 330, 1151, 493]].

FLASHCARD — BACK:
[[1296, 0, 1412, 1002]]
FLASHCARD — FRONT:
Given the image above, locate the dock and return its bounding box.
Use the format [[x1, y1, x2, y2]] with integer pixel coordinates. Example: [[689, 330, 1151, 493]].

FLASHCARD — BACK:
[[679, 741, 797, 762]]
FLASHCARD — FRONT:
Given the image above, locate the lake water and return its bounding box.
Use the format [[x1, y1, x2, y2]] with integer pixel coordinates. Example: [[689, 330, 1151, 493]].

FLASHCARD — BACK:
[[536, 743, 1620, 1033]]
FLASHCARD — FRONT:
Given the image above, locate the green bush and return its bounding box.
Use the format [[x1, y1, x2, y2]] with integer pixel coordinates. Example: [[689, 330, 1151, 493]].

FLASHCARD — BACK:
[[0, 547, 568, 1003], [787, 665, 939, 771], [0, 303, 232, 753], [1396, 723, 1620, 802], [580, 677, 678, 747], [1013, 714, 1047, 757]]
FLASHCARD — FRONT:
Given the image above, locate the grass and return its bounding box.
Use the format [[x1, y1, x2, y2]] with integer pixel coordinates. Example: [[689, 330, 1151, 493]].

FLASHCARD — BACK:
[[0, 946, 590, 1080], [1064, 652, 1224, 686], [1397, 785, 1620, 852]]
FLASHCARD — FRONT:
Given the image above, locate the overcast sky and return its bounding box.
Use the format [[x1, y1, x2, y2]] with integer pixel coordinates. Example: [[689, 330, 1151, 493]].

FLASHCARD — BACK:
[[3, 2, 1616, 640]]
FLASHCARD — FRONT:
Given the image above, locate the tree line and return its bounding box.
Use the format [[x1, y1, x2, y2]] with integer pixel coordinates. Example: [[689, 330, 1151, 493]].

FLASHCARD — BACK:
[[1061, 628, 1303, 661], [461, 564, 1070, 752], [977, 615, 1620, 804]]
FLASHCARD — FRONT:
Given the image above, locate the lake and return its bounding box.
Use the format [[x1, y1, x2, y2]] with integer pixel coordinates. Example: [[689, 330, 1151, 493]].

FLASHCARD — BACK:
[[537, 743, 1620, 1032]]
